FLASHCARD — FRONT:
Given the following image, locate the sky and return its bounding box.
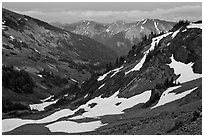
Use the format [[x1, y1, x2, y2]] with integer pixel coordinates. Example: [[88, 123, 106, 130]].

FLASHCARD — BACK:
[[2, 2, 202, 24]]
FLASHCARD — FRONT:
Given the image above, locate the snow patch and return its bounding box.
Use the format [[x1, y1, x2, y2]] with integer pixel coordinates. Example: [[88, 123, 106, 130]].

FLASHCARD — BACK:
[[14, 67, 21, 71], [169, 55, 202, 83], [149, 32, 173, 53], [40, 95, 54, 102], [75, 90, 151, 118], [64, 94, 69, 97], [71, 78, 78, 83], [37, 74, 43, 78], [34, 48, 40, 53], [154, 22, 160, 32], [110, 66, 123, 77], [97, 71, 112, 81], [38, 109, 75, 123], [125, 54, 147, 75], [84, 94, 88, 98], [97, 66, 123, 81], [9, 36, 15, 40], [187, 23, 202, 29], [2, 119, 34, 133], [29, 99, 58, 111], [151, 86, 197, 109], [142, 19, 147, 24], [98, 83, 105, 90], [68, 115, 85, 120], [171, 29, 180, 38], [46, 120, 106, 133], [2, 109, 75, 133], [2, 25, 7, 30]]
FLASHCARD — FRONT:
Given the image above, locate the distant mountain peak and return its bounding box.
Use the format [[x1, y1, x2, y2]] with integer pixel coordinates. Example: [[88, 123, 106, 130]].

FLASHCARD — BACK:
[[55, 18, 176, 56]]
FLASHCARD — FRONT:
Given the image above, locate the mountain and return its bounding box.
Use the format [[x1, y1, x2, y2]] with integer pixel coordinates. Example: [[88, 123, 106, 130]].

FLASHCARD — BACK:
[[2, 8, 118, 116], [3, 16, 202, 135], [53, 19, 176, 56]]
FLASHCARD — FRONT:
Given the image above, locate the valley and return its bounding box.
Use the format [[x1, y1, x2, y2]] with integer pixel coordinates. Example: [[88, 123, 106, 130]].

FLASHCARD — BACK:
[[2, 7, 202, 135]]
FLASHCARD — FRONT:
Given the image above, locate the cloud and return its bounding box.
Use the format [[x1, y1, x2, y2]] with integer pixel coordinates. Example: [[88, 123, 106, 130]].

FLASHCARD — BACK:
[[16, 4, 202, 23]]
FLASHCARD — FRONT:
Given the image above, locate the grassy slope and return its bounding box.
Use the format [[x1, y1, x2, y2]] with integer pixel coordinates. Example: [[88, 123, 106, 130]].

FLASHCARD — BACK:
[[3, 78, 202, 135]]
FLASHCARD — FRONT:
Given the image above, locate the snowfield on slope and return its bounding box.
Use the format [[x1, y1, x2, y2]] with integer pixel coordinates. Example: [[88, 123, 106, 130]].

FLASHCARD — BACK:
[[97, 66, 123, 81], [2, 109, 75, 133], [187, 23, 202, 29], [2, 89, 151, 133], [171, 28, 180, 38], [45, 120, 106, 133], [154, 21, 160, 33], [29, 99, 59, 111], [125, 32, 172, 75], [110, 66, 124, 77], [125, 54, 147, 75], [40, 95, 54, 102], [2, 82, 200, 133], [142, 19, 147, 24], [30, 95, 57, 111], [97, 71, 112, 81], [151, 86, 198, 109], [98, 83, 105, 89], [169, 55, 202, 83], [72, 90, 151, 118]]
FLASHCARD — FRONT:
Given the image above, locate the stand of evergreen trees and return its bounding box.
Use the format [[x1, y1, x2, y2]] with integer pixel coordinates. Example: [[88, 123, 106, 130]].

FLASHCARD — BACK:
[[155, 77, 180, 90], [2, 65, 35, 94], [171, 20, 190, 31], [2, 98, 30, 113], [39, 69, 68, 88]]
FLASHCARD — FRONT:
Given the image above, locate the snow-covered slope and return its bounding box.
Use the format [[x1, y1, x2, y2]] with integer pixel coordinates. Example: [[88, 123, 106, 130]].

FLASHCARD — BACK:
[[97, 66, 123, 81], [169, 55, 202, 83], [187, 23, 202, 29], [73, 90, 151, 118], [46, 120, 106, 133], [29, 99, 59, 111], [2, 89, 151, 133], [151, 86, 198, 109]]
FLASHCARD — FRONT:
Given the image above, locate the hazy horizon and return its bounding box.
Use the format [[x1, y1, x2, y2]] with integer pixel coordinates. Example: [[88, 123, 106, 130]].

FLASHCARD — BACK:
[[3, 2, 202, 24]]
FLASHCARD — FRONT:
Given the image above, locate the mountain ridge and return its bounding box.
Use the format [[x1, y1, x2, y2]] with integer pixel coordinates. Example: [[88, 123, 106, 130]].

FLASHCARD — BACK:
[[2, 8, 118, 116], [52, 18, 176, 56]]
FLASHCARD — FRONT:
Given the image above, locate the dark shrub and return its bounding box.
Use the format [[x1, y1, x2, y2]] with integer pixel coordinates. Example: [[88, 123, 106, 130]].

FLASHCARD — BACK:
[[171, 20, 190, 31], [2, 99, 30, 113]]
